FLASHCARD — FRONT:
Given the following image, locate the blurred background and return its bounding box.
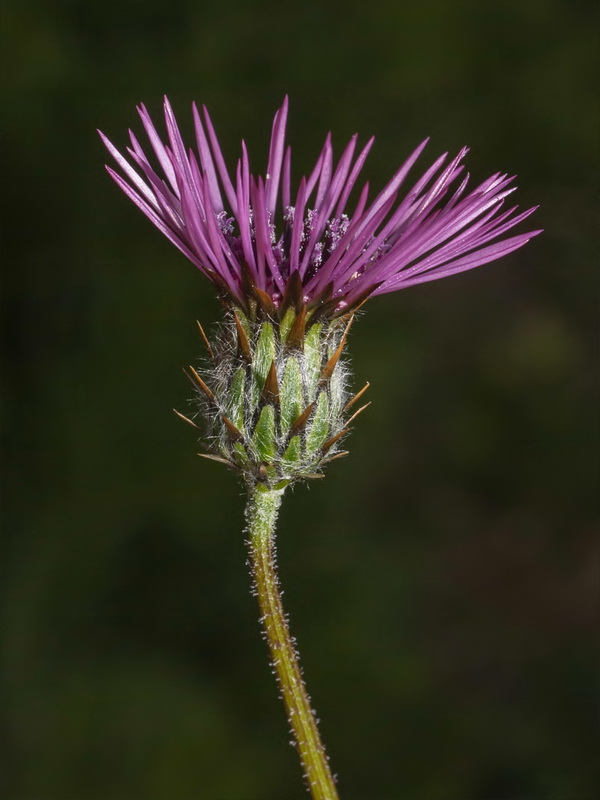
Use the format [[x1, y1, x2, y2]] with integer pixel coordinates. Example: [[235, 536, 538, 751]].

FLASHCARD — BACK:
[[2, 0, 598, 798]]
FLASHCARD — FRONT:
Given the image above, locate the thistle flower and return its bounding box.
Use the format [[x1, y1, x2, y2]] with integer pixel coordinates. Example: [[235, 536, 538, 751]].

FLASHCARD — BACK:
[[100, 97, 539, 489], [101, 96, 539, 311], [100, 98, 540, 800]]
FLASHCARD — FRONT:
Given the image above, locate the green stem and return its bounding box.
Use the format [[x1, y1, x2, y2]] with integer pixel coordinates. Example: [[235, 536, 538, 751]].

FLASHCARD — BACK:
[[246, 484, 339, 800]]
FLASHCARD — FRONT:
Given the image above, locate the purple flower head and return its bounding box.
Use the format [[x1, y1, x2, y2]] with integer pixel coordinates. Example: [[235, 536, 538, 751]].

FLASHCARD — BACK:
[[100, 97, 540, 316]]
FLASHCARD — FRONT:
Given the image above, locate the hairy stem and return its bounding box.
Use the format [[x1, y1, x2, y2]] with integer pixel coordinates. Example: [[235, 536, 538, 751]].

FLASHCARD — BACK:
[[246, 484, 339, 800]]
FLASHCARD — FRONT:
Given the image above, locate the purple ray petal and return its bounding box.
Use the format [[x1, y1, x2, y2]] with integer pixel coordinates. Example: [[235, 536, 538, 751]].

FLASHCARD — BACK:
[[100, 131, 159, 209], [265, 96, 289, 216], [193, 102, 224, 213], [105, 166, 207, 269], [282, 145, 292, 211], [201, 105, 238, 214], [236, 145, 258, 277], [290, 178, 307, 275], [136, 103, 179, 194], [254, 177, 286, 293], [334, 136, 375, 219], [377, 230, 543, 292], [305, 133, 332, 201], [353, 138, 429, 239]]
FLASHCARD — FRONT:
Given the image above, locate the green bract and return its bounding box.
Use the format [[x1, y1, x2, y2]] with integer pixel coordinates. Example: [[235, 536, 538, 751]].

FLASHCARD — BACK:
[[184, 304, 368, 488]]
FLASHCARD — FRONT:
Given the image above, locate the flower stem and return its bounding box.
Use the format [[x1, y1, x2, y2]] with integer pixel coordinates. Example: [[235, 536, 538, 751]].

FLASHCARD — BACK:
[[246, 484, 339, 800]]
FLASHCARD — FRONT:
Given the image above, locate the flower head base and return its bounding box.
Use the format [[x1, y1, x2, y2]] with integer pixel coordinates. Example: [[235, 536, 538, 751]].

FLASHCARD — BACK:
[[100, 96, 540, 319], [182, 306, 360, 487]]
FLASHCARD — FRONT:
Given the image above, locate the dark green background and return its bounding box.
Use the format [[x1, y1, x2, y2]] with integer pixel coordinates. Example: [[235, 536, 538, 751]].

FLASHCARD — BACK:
[[3, 0, 598, 798]]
